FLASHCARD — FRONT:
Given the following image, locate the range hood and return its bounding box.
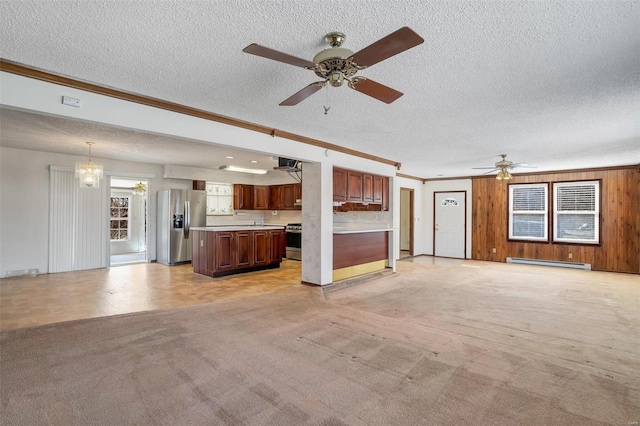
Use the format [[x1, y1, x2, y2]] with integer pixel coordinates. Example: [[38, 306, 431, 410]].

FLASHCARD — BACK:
[[274, 157, 302, 183], [273, 157, 301, 172]]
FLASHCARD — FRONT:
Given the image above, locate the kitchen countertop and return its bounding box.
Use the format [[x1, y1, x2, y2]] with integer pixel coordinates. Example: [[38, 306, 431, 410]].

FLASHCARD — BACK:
[[191, 225, 285, 232], [333, 227, 396, 234]]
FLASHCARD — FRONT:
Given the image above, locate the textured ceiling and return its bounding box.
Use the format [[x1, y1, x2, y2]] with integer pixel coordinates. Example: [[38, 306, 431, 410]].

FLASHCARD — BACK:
[[0, 108, 280, 170], [1, 1, 639, 178]]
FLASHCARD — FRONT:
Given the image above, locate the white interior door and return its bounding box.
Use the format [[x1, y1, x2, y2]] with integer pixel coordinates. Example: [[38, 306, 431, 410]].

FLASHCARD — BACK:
[[434, 192, 466, 258]]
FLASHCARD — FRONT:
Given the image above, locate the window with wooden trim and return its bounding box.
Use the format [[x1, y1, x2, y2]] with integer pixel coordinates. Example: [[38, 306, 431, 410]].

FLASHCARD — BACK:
[[553, 180, 599, 244], [110, 196, 130, 241], [508, 183, 548, 241]]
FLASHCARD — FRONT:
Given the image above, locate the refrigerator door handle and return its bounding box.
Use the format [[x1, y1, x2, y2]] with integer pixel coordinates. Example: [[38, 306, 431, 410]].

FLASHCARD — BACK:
[[184, 200, 190, 239]]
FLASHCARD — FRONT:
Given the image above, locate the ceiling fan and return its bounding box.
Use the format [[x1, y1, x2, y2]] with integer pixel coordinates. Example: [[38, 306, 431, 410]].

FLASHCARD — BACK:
[[472, 154, 536, 180], [242, 27, 424, 106]]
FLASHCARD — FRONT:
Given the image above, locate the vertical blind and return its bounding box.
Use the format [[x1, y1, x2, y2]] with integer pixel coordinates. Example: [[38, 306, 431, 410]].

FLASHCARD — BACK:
[[49, 167, 108, 273]]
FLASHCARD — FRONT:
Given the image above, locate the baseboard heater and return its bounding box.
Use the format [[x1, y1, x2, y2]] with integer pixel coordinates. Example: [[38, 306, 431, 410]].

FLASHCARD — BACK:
[[2, 268, 40, 278], [506, 257, 591, 271]]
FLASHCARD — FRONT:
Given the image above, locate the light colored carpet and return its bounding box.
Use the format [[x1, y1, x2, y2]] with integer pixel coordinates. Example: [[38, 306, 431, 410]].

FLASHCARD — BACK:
[[1, 260, 639, 425]]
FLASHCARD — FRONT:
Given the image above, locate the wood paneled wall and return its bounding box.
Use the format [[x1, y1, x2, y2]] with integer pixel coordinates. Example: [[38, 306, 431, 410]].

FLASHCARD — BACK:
[[471, 167, 640, 273], [333, 232, 389, 270]]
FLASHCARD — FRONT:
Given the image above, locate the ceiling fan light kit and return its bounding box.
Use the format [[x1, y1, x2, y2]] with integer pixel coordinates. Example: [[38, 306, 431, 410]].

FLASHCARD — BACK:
[[472, 154, 536, 180], [243, 27, 424, 106], [495, 169, 513, 180]]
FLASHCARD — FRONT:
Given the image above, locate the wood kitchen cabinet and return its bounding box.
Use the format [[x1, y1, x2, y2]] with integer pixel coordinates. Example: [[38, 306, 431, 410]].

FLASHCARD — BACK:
[[269, 229, 284, 263], [214, 232, 235, 272], [362, 173, 374, 203], [333, 167, 389, 212], [347, 170, 364, 202], [269, 185, 281, 210], [281, 184, 296, 210], [333, 168, 348, 202], [215, 231, 252, 270], [235, 231, 252, 268], [382, 176, 389, 211], [253, 185, 269, 210], [294, 183, 302, 210], [192, 230, 217, 276], [232, 182, 301, 211], [233, 184, 254, 210], [253, 231, 269, 266], [373, 175, 383, 204], [193, 228, 285, 277], [268, 184, 299, 210]]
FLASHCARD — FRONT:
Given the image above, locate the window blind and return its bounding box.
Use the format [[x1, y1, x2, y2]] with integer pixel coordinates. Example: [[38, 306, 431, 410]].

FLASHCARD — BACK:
[[509, 183, 548, 241], [556, 184, 596, 211], [553, 181, 599, 244]]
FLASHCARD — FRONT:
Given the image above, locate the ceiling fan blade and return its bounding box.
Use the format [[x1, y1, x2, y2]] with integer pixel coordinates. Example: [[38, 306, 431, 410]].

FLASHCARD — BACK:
[[280, 81, 325, 106], [482, 169, 499, 175], [243, 44, 316, 69], [512, 163, 536, 169], [349, 78, 403, 104], [472, 167, 499, 170], [350, 27, 424, 68]]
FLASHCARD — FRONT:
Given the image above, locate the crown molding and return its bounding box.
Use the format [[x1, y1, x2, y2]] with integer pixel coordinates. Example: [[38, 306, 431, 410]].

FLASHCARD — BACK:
[[0, 59, 400, 169]]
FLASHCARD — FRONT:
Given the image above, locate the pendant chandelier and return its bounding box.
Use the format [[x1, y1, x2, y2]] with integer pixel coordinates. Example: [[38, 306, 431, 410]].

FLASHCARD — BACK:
[[75, 141, 103, 188], [132, 181, 146, 196]]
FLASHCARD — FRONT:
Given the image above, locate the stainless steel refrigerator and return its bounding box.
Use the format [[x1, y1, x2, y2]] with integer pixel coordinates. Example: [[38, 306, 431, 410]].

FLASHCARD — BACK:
[[157, 189, 206, 265]]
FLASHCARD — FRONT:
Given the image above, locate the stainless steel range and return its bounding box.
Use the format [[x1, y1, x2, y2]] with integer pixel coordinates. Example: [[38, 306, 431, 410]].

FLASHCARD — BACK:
[[285, 223, 302, 261]]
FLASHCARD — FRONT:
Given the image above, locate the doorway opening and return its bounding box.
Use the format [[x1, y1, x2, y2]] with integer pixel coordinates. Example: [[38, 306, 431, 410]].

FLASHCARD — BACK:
[[109, 178, 149, 266], [399, 188, 414, 259]]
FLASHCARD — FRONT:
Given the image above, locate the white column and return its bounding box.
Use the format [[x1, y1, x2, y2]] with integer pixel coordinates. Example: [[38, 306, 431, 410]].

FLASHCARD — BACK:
[[301, 162, 333, 285]]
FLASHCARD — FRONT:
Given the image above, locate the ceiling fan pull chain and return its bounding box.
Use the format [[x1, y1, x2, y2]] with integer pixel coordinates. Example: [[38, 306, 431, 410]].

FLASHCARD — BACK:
[[323, 83, 330, 115]]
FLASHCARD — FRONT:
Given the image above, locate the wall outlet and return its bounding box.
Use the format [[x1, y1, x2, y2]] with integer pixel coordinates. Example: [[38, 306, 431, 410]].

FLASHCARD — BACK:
[[492, 248, 496, 253], [568, 253, 573, 259], [271, 210, 277, 216]]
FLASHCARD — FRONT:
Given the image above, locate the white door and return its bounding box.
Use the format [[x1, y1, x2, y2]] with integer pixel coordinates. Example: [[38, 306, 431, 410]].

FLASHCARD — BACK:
[[435, 192, 466, 258]]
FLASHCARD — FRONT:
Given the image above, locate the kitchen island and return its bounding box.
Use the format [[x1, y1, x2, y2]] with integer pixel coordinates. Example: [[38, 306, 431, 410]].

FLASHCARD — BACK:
[[191, 226, 285, 277], [333, 226, 395, 281]]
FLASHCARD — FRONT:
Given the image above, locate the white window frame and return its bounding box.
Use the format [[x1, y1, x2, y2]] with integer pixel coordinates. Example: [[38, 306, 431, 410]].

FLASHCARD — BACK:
[[508, 183, 549, 242], [110, 195, 131, 242], [553, 180, 600, 244]]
